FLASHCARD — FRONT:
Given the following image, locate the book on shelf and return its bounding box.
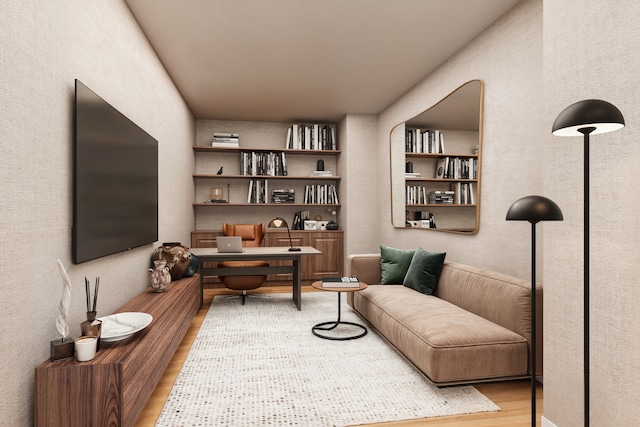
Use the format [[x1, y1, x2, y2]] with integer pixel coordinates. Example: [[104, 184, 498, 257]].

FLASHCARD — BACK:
[[428, 190, 455, 205], [405, 128, 445, 154], [311, 170, 333, 176], [240, 151, 288, 176], [405, 172, 422, 178], [286, 123, 336, 150], [321, 277, 360, 288], [304, 184, 339, 204], [247, 178, 268, 204]]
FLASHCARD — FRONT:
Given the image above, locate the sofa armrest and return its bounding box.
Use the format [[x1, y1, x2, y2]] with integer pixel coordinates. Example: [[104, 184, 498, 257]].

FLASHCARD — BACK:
[[347, 254, 382, 285]]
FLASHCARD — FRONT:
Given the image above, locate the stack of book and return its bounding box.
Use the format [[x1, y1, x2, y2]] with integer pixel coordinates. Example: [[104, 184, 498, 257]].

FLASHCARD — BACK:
[[212, 133, 239, 148], [405, 172, 422, 178], [428, 190, 455, 204], [311, 170, 333, 177], [321, 277, 360, 288], [271, 188, 295, 204]]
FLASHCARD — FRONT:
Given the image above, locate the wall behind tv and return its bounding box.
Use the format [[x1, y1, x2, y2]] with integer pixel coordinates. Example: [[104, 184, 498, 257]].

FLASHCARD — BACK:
[[0, 1, 195, 425]]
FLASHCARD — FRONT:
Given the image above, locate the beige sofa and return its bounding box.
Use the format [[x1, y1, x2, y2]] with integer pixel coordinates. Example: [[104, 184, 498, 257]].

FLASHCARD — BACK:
[[347, 254, 542, 386]]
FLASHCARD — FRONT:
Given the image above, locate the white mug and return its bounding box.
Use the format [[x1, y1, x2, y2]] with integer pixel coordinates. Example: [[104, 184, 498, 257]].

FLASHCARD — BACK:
[[75, 336, 97, 362]]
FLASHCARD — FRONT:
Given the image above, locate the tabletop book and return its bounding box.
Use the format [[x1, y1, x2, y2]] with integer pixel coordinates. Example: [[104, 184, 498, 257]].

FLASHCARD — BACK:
[[322, 277, 360, 288]]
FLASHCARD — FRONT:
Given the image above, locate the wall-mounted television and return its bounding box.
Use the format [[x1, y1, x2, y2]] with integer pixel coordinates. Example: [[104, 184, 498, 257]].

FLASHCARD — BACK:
[[73, 79, 158, 264]]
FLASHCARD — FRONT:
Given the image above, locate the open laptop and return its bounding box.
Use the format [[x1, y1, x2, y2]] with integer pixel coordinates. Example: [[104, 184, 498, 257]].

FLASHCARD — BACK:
[[216, 236, 245, 253]]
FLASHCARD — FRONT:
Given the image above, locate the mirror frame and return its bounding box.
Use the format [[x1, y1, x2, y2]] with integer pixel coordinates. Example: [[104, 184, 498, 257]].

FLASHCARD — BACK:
[[389, 79, 484, 233]]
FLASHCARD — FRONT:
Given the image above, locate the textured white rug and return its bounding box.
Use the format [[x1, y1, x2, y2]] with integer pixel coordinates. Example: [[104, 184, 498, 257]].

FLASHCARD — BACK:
[[156, 292, 499, 426]]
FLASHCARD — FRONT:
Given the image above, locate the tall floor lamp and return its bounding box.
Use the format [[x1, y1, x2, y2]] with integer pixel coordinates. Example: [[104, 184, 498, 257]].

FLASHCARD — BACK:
[[552, 99, 625, 427], [507, 195, 563, 427]]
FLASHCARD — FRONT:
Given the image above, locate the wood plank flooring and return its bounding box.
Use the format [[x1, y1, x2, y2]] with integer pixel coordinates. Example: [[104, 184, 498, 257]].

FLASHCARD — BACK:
[[135, 286, 543, 427]]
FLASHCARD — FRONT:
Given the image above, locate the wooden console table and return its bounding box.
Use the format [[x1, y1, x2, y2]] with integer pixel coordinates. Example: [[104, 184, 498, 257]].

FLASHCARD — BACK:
[[34, 274, 201, 427]]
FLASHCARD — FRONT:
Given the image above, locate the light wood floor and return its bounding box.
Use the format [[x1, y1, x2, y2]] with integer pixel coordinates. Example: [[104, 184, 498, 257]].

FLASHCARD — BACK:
[[135, 286, 543, 427]]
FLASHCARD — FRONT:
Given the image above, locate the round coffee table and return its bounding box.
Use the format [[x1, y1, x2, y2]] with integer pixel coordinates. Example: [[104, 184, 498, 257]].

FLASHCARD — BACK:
[[311, 280, 368, 340]]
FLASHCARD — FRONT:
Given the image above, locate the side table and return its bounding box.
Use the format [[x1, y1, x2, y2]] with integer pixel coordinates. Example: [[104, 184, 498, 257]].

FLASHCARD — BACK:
[[311, 281, 368, 340]]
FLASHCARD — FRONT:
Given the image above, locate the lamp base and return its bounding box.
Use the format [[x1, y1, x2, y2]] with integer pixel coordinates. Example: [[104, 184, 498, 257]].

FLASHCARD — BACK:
[[288, 247, 301, 252]]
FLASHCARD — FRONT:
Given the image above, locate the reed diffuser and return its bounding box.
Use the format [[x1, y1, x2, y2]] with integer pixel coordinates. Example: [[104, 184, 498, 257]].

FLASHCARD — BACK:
[[81, 277, 102, 351]]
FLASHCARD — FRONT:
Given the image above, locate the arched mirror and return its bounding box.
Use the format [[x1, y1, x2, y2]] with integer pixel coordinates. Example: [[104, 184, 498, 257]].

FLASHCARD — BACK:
[[390, 80, 484, 233]]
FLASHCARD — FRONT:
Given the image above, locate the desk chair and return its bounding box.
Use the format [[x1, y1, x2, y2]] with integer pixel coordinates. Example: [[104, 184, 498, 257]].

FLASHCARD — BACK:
[[218, 223, 268, 304]]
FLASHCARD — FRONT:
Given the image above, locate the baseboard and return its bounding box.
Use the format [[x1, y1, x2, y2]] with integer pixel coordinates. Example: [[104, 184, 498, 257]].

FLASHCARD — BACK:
[[542, 415, 558, 427]]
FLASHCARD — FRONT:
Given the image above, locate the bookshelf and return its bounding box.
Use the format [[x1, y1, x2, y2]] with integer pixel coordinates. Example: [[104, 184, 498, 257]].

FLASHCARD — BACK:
[[193, 120, 341, 230]]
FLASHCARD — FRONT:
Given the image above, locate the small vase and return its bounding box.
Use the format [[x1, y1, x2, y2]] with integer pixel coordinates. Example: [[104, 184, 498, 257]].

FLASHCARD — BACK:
[[81, 311, 102, 351], [151, 242, 191, 281], [149, 259, 172, 292]]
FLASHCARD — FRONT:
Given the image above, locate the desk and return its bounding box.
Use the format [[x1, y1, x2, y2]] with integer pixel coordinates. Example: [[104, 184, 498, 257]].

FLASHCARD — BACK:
[[191, 246, 321, 310]]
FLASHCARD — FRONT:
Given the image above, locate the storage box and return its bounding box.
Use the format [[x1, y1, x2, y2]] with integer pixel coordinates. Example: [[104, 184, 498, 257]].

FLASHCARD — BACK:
[[304, 220, 317, 230]]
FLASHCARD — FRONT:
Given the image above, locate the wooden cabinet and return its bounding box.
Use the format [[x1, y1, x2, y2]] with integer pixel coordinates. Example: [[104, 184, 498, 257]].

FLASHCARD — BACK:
[[191, 229, 343, 287], [34, 275, 200, 427]]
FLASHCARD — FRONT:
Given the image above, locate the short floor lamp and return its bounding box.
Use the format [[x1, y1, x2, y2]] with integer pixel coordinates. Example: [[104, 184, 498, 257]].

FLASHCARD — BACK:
[[552, 99, 625, 427], [507, 195, 563, 427]]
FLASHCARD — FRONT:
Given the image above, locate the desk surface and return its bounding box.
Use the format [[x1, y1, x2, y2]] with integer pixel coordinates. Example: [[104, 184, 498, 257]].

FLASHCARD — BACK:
[[191, 246, 321, 259]]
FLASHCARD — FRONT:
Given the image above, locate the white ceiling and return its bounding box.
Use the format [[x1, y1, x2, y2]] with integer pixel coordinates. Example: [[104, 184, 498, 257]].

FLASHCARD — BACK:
[[125, 0, 520, 123]]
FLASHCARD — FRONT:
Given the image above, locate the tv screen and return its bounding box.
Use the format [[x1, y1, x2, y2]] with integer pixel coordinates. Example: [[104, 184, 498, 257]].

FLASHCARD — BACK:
[[73, 79, 158, 264]]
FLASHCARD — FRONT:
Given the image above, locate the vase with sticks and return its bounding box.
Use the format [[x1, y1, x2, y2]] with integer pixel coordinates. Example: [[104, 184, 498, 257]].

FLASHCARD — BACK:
[[81, 277, 102, 351]]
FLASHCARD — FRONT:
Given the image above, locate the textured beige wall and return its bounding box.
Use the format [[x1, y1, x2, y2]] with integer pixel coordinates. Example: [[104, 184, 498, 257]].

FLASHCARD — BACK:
[[542, 0, 640, 425], [0, 1, 195, 425], [376, 0, 544, 279]]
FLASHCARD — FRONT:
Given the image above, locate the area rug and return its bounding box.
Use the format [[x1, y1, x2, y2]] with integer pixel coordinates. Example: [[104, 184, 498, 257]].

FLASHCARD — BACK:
[[156, 292, 499, 426]]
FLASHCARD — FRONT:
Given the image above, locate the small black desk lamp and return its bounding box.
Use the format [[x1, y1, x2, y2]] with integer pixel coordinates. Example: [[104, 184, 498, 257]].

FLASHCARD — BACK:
[[268, 217, 300, 251]]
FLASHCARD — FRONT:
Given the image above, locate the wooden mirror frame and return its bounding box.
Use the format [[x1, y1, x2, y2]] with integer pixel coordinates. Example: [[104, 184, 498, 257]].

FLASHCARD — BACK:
[[389, 80, 484, 233]]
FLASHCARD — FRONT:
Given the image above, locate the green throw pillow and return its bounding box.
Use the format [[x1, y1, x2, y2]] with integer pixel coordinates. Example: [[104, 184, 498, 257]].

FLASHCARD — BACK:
[[403, 247, 446, 295], [380, 245, 416, 284]]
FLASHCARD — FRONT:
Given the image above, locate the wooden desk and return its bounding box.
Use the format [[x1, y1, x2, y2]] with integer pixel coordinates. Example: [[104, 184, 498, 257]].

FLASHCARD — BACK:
[[191, 246, 321, 310], [34, 275, 200, 427]]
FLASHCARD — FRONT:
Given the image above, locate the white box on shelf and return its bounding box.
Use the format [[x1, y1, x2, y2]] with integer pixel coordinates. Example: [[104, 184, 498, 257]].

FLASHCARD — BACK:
[[304, 220, 317, 230]]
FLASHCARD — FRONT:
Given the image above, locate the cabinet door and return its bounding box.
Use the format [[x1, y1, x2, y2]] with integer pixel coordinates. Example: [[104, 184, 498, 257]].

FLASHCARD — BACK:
[[304, 231, 343, 281], [263, 231, 308, 285]]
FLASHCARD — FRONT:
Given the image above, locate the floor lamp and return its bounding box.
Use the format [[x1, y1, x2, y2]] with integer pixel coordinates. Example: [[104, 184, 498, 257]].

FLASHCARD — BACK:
[[507, 195, 563, 427], [552, 99, 625, 427]]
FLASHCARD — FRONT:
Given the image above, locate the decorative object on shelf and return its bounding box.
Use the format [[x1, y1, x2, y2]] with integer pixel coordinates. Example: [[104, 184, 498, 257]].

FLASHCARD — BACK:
[[216, 166, 223, 175], [268, 217, 300, 251], [74, 336, 97, 362], [405, 161, 413, 173], [183, 254, 199, 277], [152, 242, 192, 281], [210, 187, 225, 202], [50, 256, 74, 361], [325, 208, 339, 230], [506, 195, 563, 427], [97, 312, 153, 342], [148, 260, 172, 292], [316, 159, 324, 171], [81, 276, 102, 350], [552, 99, 625, 427]]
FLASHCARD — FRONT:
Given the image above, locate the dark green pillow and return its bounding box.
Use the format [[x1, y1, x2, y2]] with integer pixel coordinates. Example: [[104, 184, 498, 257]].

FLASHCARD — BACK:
[[380, 245, 416, 284], [403, 247, 446, 295]]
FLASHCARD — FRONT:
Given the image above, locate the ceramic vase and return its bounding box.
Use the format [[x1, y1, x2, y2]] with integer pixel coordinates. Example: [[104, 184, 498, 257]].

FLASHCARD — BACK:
[[148, 259, 172, 292], [151, 242, 191, 281]]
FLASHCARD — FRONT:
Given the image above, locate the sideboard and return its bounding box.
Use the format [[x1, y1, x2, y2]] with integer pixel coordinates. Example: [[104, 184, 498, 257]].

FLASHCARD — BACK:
[[34, 274, 200, 427]]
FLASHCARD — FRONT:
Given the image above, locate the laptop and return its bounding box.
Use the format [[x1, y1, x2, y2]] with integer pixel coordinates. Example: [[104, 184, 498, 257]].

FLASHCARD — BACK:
[[216, 236, 245, 253]]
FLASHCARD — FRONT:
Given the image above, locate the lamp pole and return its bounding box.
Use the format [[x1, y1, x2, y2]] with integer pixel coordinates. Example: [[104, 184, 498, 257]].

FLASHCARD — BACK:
[[580, 127, 594, 427]]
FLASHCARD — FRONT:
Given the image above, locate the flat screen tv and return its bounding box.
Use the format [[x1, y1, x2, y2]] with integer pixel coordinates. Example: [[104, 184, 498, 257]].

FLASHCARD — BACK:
[[73, 79, 158, 264]]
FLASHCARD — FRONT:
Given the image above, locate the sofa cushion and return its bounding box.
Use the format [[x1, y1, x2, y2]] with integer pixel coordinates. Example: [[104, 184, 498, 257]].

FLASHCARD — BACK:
[[379, 245, 415, 284], [403, 247, 446, 295]]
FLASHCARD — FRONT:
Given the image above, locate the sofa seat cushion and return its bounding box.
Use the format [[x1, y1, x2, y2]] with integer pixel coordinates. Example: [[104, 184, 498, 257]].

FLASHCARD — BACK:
[[352, 285, 529, 384]]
